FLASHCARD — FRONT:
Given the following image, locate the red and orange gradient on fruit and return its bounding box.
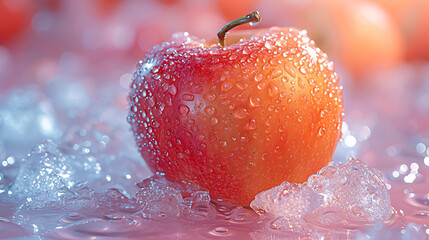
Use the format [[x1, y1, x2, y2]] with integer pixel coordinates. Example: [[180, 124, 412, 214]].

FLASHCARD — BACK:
[[128, 12, 343, 205]]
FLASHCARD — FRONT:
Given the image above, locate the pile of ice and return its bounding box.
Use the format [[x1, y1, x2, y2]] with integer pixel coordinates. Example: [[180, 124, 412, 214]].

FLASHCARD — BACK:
[[251, 159, 392, 232]]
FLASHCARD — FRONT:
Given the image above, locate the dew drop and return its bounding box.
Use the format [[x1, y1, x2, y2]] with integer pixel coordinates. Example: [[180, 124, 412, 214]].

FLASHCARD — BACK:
[[248, 96, 261, 107], [204, 106, 215, 116], [265, 41, 274, 50], [168, 84, 177, 96], [147, 97, 155, 107], [257, 82, 266, 90], [268, 84, 279, 97], [318, 127, 326, 136], [246, 119, 257, 130], [254, 73, 263, 82], [210, 117, 218, 125], [179, 105, 190, 116], [234, 108, 248, 119], [271, 69, 282, 78], [284, 65, 296, 78], [221, 79, 235, 92], [182, 94, 194, 101]]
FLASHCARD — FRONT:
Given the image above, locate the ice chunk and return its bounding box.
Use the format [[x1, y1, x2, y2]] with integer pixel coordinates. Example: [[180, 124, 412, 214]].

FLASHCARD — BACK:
[[9, 140, 78, 208], [251, 159, 392, 232], [122, 176, 212, 219]]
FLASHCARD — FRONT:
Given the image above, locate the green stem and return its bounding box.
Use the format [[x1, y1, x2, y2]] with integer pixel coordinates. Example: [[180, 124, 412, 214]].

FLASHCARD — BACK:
[[217, 11, 261, 47]]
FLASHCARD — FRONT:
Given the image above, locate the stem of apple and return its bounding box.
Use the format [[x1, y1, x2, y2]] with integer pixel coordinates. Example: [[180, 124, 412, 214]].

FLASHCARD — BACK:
[[217, 11, 261, 47]]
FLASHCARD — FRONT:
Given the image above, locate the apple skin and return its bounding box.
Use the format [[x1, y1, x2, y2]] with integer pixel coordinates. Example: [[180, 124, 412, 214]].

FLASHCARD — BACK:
[[128, 27, 344, 205]]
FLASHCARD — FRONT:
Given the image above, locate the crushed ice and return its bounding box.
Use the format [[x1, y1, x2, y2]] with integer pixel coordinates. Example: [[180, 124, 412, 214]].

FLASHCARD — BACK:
[[250, 159, 392, 232]]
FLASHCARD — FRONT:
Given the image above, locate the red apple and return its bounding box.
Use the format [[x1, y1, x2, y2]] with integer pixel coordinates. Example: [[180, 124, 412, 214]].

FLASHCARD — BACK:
[[128, 13, 344, 205]]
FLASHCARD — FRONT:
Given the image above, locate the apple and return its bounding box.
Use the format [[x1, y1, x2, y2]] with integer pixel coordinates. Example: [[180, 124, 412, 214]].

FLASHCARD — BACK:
[[128, 12, 344, 205]]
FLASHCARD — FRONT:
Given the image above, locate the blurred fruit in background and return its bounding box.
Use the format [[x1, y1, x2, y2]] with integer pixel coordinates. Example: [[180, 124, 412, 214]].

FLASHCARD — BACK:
[[371, 0, 429, 61], [217, 0, 259, 20], [259, 0, 405, 78], [0, 0, 33, 45]]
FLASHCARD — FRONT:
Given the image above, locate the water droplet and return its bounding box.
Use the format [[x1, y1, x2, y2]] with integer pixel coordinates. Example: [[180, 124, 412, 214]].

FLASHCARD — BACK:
[[246, 119, 257, 130], [153, 74, 161, 80], [204, 92, 216, 102], [318, 127, 326, 136], [210, 117, 218, 125], [168, 85, 177, 96], [229, 54, 237, 60], [182, 94, 194, 101], [271, 69, 282, 78], [234, 108, 248, 119], [297, 77, 306, 89], [147, 97, 155, 107], [284, 65, 296, 78], [257, 82, 266, 90], [221, 79, 235, 92], [179, 105, 189, 116], [268, 84, 279, 97], [320, 109, 327, 118], [265, 41, 274, 50], [249, 96, 261, 107], [254, 73, 263, 82], [204, 106, 215, 116], [265, 115, 272, 126]]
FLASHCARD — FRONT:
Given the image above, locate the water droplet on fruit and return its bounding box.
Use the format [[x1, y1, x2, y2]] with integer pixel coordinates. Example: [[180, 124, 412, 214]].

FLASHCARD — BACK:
[[268, 84, 279, 97], [254, 73, 263, 82], [299, 66, 307, 75], [153, 74, 161, 80], [210, 117, 218, 125], [168, 85, 177, 96], [248, 96, 261, 107], [318, 127, 326, 136], [234, 108, 248, 119], [246, 119, 257, 130], [265, 41, 274, 50], [179, 105, 189, 116], [204, 106, 215, 116], [182, 94, 194, 101], [257, 82, 266, 90], [204, 92, 216, 102], [297, 116, 303, 123], [271, 69, 282, 78], [221, 79, 234, 92], [132, 105, 138, 112], [284, 65, 296, 78], [320, 109, 327, 118], [229, 54, 237, 60], [147, 97, 155, 107], [297, 77, 306, 89]]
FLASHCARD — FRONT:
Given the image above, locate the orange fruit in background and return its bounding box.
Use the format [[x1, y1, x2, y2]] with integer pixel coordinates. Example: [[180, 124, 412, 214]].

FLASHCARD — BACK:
[[371, 0, 429, 60], [306, 0, 405, 76]]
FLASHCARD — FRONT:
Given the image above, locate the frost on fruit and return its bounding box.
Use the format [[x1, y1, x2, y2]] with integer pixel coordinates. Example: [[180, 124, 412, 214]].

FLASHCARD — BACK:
[[250, 159, 391, 231]]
